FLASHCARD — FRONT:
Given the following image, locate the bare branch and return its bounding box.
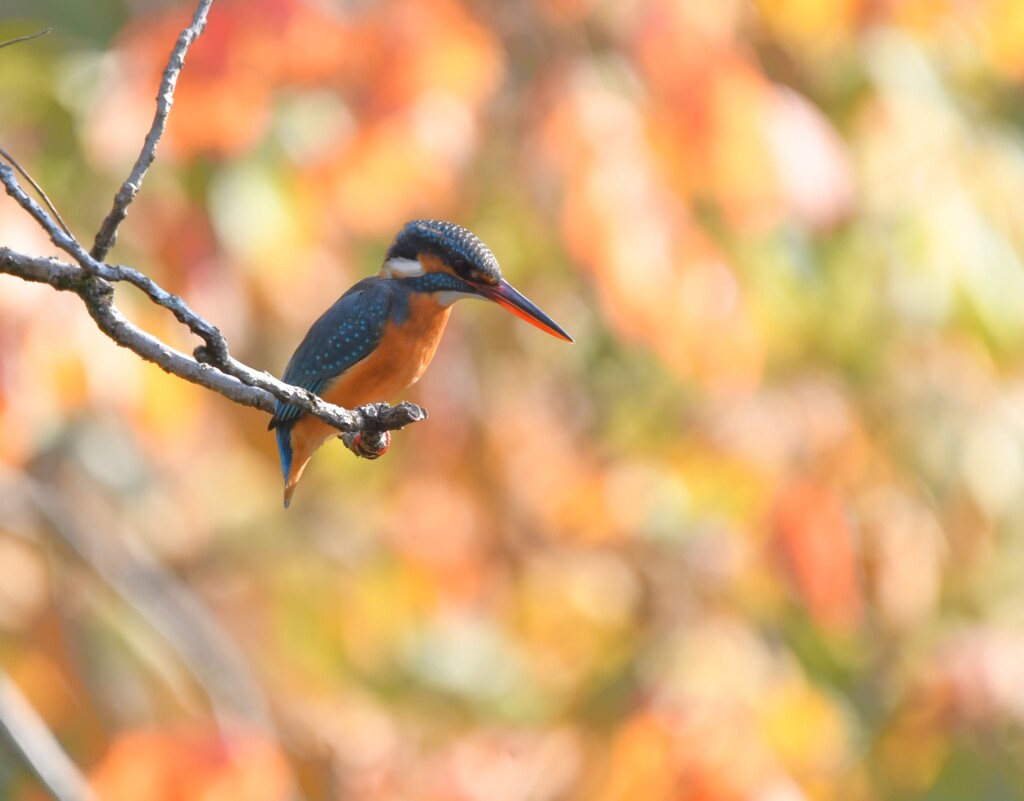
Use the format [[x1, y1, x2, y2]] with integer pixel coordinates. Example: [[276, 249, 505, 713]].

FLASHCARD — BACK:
[[0, 249, 80, 289], [0, 28, 52, 51], [0, 669, 97, 801], [0, 161, 85, 262], [91, 0, 215, 261], [0, 245, 427, 439], [0, 147, 73, 238], [0, 0, 427, 453], [101, 261, 231, 365]]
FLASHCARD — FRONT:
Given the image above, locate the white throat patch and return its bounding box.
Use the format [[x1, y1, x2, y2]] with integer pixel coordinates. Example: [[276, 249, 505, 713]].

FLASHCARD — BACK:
[[379, 257, 424, 278], [435, 290, 480, 308]]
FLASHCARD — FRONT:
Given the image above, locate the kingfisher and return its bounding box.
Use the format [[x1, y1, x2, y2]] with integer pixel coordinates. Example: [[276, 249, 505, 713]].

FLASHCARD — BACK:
[[269, 220, 573, 507]]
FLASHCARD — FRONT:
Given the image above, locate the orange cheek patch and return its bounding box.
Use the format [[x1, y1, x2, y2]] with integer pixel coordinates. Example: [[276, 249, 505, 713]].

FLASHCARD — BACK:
[[418, 253, 449, 274]]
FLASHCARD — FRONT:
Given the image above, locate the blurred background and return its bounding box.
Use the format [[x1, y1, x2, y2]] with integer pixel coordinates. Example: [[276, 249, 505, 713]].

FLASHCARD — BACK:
[[2, 0, 1024, 798]]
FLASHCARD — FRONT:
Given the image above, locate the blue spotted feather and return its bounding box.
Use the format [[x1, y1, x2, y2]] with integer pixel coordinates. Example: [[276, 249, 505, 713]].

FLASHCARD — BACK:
[[268, 278, 396, 432]]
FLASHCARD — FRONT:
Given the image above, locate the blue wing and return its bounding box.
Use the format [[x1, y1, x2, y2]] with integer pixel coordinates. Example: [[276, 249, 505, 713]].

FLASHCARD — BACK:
[[269, 278, 395, 431]]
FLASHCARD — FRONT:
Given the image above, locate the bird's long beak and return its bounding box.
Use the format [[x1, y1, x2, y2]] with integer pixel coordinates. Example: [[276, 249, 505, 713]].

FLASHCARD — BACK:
[[477, 279, 574, 342]]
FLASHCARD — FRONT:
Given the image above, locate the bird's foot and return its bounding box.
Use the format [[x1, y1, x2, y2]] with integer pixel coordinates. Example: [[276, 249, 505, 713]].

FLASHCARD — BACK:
[[343, 430, 391, 459]]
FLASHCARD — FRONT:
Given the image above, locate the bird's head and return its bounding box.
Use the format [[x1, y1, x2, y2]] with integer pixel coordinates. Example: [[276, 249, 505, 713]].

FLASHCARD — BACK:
[[379, 220, 573, 342]]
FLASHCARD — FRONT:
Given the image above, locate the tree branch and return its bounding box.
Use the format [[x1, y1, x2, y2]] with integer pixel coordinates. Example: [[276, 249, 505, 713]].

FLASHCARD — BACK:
[[0, 145, 72, 238], [0, 669, 97, 801], [0, 244, 427, 436], [90, 0, 214, 262], [0, 28, 52, 52], [0, 0, 428, 450]]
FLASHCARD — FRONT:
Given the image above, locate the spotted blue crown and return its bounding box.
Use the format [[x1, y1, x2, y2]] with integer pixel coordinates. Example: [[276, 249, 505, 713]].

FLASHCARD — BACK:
[[386, 220, 501, 285]]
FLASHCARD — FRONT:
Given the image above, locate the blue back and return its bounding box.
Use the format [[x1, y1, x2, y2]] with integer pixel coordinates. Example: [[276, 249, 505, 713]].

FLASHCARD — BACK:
[[270, 278, 397, 432]]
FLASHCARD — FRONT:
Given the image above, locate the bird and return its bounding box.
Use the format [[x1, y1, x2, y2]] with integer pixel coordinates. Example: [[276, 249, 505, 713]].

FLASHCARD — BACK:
[[269, 219, 573, 507]]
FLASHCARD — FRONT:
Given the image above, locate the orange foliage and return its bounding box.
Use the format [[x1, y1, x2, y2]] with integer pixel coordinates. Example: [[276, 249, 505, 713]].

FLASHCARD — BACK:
[[537, 1, 852, 388], [755, 0, 864, 47], [89, 728, 291, 801], [598, 714, 679, 801], [8, 0, 1024, 799], [486, 379, 620, 542], [634, 36, 781, 224], [318, 118, 464, 237], [597, 712, 755, 801], [308, 0, 502, 235], [89, 0, 502, 237], [110, 0, 355, 157], [6, 650, 76, 730], [981, 0, 1024, 78], [382, 476, 490, 601], [543, 77, 765, 389], [771, 480, 863, 633]]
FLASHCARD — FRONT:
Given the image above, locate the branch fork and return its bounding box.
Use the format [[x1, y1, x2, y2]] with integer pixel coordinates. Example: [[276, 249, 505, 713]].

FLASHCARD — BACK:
[[0, 3, 428, 452]]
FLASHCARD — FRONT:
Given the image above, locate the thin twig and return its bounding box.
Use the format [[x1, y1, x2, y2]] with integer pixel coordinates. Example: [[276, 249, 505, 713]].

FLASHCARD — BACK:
[[0, 160, 87, 266], [0, 27, 52, 51], [0, 147, 74, 239], [0, 33, 72, 245], [0, 158, 226, 356], [101, 261, 230, 364], [91, 0, 215, 261], [0, 669, 97, 801]]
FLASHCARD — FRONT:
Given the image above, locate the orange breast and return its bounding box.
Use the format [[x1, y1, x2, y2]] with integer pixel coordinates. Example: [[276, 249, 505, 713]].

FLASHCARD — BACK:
[[324, 291, 452, 407], [287, 293, 453, 482]]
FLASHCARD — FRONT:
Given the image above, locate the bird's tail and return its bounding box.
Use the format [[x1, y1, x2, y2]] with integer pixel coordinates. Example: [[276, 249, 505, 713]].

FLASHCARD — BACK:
[[276, 425, 298, 509], [278, 422, 321, 508]]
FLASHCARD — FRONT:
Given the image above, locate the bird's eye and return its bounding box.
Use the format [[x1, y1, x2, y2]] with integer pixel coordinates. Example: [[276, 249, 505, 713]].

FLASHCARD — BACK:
[[451, 258, 471, 276]]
